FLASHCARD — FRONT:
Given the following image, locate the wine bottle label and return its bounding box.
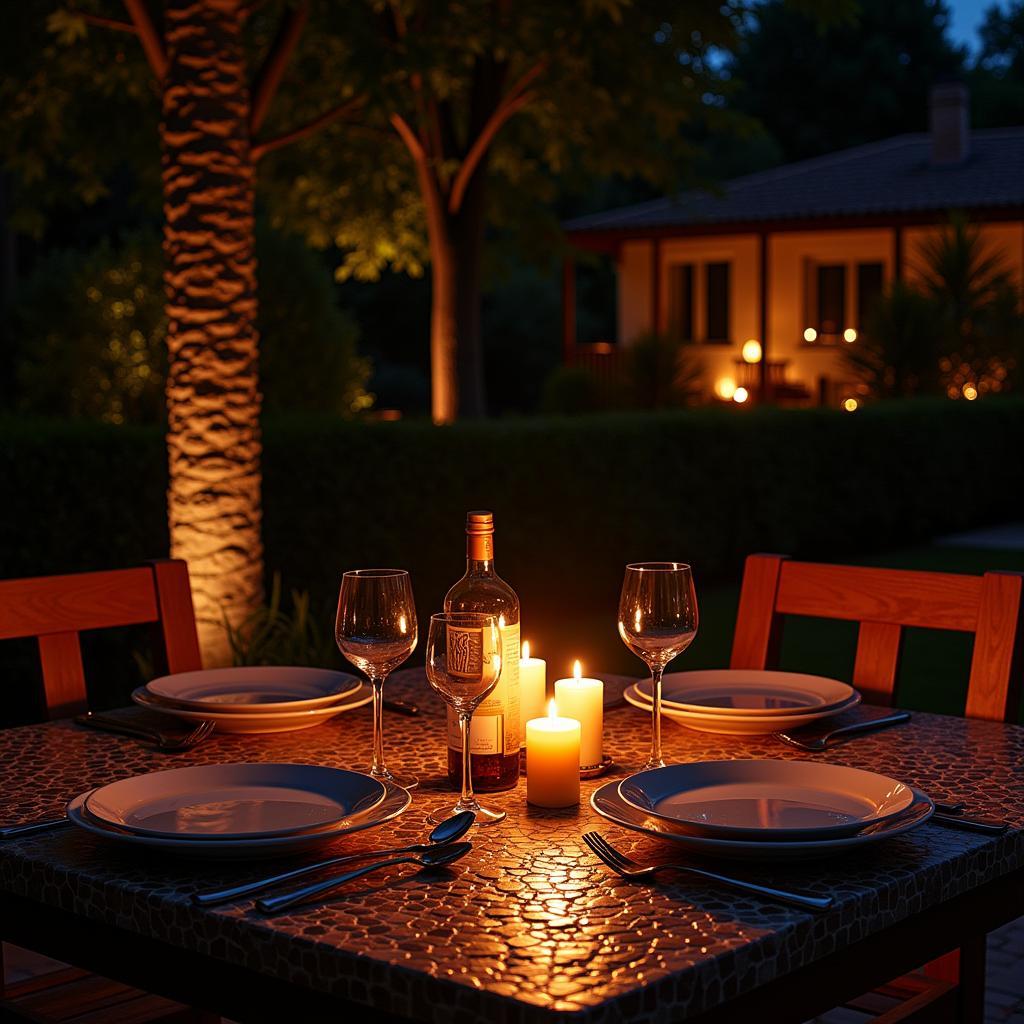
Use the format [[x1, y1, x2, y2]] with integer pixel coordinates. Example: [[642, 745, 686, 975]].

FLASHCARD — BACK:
[[447, 621, 520, 755], [446, 625, 484, 678]]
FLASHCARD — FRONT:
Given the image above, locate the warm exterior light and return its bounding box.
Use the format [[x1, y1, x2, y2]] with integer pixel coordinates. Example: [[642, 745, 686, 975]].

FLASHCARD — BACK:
[[803, 328, 818, 342], [715, 377, 737, 400], [963, 383, 978, 400], [741, 339, 762, 364], [733, 387, 749, 404], [843, 328, 857, 343], [843, 398, 859, 412]]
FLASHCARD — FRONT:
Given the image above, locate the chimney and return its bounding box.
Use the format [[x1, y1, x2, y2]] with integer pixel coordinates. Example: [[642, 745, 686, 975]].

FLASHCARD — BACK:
[[929, 82, 970, 165]]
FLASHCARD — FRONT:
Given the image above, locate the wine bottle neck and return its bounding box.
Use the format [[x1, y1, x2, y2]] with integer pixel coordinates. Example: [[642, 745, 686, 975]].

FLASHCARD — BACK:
[[466, 557, 494, 575], [466, 530, 494, 567]]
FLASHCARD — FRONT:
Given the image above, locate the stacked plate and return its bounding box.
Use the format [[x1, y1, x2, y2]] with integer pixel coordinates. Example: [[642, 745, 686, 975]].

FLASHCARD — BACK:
[[592, 760, 933, 861], [131, 666, 372, 734], [67, 762, 411, 858], [623, 669, 861, 735]]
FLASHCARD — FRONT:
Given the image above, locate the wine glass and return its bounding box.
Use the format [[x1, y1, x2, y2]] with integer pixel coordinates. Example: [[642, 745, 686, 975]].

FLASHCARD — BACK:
[[618, 562, 698, 770], [336, 569, 418, 789], [425, 612, 506, 825]]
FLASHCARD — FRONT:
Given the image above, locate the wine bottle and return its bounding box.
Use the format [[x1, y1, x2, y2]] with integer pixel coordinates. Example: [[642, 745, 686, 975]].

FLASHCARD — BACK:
[[444, 510, 520, 792]]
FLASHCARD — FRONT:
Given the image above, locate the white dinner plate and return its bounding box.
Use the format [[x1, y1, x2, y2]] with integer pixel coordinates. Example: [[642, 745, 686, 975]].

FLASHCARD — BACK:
[[131, 682, 373, 733], [623, 684, 860, 735], [618, 760, 914, 840], [591, 781, 934, 861], [67, 782, 412, 859], [84, 763, 386, 841], [635, 670, 856, 716], [146, 667, 360, 714]]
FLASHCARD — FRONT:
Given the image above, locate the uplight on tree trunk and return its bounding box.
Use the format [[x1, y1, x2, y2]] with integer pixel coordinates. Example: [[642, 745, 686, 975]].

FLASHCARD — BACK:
[[162, 0, 262, 664]]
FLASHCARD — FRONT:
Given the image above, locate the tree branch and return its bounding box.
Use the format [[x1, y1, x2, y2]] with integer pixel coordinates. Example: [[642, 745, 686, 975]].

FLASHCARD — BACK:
[[447, 61, 546, 214], [252, 96, 365, 160], [249, 1, 309, 136], [389, 111, 427, 164], [80, 13, 137, 33], [122, 0, 167, 80]]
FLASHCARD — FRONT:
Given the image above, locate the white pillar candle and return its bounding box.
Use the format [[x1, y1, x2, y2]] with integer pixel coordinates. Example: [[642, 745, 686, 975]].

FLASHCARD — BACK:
[[519, 640, 547, 746], [554, 660, 603, 769], [526, 701, 581, 807]]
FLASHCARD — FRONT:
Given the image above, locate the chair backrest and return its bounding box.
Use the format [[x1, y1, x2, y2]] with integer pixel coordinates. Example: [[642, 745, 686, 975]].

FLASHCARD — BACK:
[[731, 553, 1024, 722], [0, 559, 202, 719]]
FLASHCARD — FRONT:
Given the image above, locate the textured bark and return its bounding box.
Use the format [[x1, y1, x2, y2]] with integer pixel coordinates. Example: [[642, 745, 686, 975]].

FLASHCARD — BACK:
[[162, 0, 262, 665]]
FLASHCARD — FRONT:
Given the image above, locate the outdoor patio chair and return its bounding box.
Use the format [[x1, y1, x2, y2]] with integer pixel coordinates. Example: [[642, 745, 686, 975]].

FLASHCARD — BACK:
[[732, 553, 1024, 1024], [0, 558, 215, 1024]]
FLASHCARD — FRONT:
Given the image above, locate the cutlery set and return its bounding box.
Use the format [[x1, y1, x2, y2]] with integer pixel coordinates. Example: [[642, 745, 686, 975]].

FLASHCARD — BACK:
[[0, 667, 1013, 918]]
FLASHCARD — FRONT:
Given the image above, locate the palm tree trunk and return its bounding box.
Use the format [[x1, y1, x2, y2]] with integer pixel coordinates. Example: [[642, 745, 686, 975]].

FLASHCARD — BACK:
[[162, 0, 262, 665]]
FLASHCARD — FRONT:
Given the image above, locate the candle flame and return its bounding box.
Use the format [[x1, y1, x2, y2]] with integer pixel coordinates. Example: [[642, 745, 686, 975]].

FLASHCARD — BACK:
[[573, 659, 582, 682], [547, 698, 558, 719], [522, 640, 530, 660]]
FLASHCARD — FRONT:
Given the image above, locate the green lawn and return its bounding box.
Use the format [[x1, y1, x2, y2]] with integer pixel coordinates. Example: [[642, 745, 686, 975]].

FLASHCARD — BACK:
[[544, 543, 1024, 723]]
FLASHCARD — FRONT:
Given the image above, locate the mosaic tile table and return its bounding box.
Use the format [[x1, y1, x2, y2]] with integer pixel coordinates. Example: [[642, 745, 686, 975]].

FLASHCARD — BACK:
[[1, 669, 1022, 1024]]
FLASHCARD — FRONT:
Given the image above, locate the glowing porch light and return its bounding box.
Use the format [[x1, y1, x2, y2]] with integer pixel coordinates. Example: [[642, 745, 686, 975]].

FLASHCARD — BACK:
[[733, 387, 749, 404], [962, 383, 978, 401], [741, 339, 762, 364], [715, 377, 737, 400], [803, 328, 818, 342], [843, 328, 857, 343], [843, 398, 859, 412]]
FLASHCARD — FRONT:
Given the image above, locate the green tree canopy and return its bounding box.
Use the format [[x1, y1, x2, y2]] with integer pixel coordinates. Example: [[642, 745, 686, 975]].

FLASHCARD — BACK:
[[728, 0, 965, 161]]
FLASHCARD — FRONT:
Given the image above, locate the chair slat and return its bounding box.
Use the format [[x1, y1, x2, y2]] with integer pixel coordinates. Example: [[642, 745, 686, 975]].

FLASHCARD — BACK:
[[776, 562, 981, 632], [0, 569, 159, 640], [149, 561, 202, 675], [730, 554, 787, 670], [852, 622, 903, 706], [37, 633, 87, 720], [965, 572, 1024, 722]]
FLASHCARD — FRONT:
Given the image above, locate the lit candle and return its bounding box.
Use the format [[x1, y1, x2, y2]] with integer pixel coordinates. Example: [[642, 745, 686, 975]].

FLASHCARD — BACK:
[[519, 640, 547, 746], [526, 701, 581, 807], [554, 660, 603, 769]]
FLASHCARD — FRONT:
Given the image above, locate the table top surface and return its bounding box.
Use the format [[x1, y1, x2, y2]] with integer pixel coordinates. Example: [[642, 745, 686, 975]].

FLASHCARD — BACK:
[[1, 668, 1022, 1024]]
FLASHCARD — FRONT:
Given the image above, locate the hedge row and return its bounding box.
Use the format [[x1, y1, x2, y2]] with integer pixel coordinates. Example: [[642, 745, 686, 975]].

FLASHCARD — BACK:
[[2, 400, 1022, 648]]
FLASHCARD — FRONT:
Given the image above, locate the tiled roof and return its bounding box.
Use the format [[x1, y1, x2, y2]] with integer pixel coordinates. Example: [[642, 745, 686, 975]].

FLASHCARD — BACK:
[[564, 128, 1024, 234]]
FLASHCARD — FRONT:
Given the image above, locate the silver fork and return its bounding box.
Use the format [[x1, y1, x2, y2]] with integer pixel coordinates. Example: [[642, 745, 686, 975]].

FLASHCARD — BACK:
[[582, 831, 834, 913], [75, 713, 215, 752]]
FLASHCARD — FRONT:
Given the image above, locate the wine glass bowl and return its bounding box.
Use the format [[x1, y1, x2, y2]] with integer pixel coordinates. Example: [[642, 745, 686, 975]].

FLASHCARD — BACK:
[[336, 569, 418, 789], [426, 612, 506, 825], [618, 562, 698, 769]]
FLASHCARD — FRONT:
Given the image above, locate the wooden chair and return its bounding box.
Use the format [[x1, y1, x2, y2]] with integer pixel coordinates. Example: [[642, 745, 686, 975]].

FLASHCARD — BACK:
[[0, 559, 215, 1024], [732, 553, 1024, 1024]]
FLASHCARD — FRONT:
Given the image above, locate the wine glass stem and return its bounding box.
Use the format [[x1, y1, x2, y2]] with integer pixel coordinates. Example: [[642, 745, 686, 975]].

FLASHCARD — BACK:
[[460, 711, 475, 806], [371, 676, 387, 777], [650, 666, 664, 767]]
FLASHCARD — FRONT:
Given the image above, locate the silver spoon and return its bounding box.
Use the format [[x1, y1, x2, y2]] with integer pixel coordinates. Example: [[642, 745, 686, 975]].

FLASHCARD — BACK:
[[193, 810, 475, 907], [256, 842, 472, 914]]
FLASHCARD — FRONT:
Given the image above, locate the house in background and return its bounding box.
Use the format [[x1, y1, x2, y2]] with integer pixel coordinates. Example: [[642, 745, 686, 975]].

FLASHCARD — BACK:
[[562, 84, 1024, 407]]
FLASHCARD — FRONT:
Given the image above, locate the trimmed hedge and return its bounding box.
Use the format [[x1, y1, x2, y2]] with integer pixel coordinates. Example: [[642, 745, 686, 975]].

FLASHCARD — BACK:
[[2, 399, 1022, 644]]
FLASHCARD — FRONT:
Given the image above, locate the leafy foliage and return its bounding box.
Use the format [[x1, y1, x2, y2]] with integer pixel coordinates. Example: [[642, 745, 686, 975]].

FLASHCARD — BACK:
[[7, 228, 373, 421], [625, 332, 706, 409], [844, 217, 1024, 401], [729, 0, 964, 161], [226, 572, 339, 668], [11, 234, 166, 423]]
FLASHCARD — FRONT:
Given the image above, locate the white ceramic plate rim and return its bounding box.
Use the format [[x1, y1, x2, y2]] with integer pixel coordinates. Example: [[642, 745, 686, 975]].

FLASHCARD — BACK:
[[66, 783, 412, 858], [84, 763, 386, 841], [131, 683, 371, 722], [146, 667, 360, 713], [591, 781, 934, 860], [624, 683, 861, 724], [635, 669, 855, 716], [616, 759, 914, 840]]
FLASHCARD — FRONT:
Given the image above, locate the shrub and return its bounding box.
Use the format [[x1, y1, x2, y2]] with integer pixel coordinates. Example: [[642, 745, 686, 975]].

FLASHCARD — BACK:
[[540, 366, 603, 414], [624, 332, 705, 408], [7, 228, 373, 422]]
